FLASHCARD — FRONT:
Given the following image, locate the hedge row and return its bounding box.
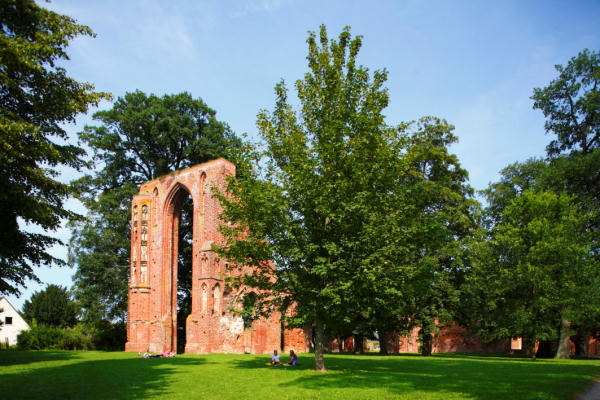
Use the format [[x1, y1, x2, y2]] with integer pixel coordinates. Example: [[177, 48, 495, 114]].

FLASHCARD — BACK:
[[17, 321, 126, 351], [17, 323, 92, 350]]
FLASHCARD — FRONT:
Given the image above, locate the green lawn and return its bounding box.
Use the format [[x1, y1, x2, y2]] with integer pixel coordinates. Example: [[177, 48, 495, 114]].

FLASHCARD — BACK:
[[0, 351, 597, 399]]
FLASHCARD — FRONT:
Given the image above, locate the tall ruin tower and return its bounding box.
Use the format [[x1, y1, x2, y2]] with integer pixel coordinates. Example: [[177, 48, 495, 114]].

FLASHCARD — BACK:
[[125, 159, 280, 354]]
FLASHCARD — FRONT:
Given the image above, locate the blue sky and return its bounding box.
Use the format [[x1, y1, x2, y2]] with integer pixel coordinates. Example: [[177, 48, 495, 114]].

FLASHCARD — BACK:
[[6, 0, 600, 309]]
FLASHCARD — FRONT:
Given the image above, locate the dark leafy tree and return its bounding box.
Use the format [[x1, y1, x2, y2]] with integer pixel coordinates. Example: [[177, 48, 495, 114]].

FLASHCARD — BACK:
[[69, 91, 240, 324], [466, 187, 597, 359], [532, 49, 600, 357], [398, 118, 478, 356], [22, 284, 79, 327], [0, 0, 109, 295]]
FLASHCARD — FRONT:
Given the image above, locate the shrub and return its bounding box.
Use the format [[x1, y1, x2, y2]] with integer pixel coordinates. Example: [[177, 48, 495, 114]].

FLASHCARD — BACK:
[[17, 321, 92, 350], [89, 320, 126, 351]]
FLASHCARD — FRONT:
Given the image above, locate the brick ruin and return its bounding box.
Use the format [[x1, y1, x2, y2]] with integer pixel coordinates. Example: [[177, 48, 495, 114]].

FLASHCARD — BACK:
[[125, 158, 599, 356], [125, 159, 284, 354]]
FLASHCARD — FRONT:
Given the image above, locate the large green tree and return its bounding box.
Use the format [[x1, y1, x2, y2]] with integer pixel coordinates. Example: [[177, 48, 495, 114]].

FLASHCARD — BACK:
[[466, 187, 597, 359], [398, 118, 478, 356], [22, 284, 79, 327], [214, 26, 475, 369], [0, 0, 108, 295], [69, 91, 240, 324], [532, 48, 600, 356], [463, 50, 600, 359]]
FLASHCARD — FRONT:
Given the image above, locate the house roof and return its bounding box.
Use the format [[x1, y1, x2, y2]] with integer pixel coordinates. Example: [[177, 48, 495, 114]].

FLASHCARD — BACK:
[[0, 297, 31, 329]]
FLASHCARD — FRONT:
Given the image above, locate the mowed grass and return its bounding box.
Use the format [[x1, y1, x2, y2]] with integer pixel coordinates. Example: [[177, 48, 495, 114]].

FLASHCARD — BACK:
[[0, 351, 598, 399]]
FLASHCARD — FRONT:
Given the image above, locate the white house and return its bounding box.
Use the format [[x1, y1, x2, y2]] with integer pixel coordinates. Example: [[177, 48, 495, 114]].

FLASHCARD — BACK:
[[0, 297, 30, 347]]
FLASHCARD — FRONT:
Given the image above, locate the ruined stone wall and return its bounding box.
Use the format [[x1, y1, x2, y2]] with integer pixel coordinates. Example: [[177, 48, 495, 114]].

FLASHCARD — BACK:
[[432, 323, 509, 353], [125, 159, 280, 354], [283, 326, 312, 353], [383, 324, 509, 354], [386, 328, 420, 353]]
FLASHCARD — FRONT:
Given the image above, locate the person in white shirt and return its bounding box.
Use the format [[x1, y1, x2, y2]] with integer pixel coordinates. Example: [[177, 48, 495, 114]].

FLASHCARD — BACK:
[[270, 349, 281, 366]]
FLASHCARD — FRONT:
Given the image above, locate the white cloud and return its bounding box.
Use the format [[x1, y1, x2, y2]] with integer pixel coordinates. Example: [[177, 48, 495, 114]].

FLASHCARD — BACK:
[[230, 0, 293, 18]]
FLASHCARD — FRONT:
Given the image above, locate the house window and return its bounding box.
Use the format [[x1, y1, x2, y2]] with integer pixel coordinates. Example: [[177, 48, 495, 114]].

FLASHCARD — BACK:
[[5, 317, 12, 325]]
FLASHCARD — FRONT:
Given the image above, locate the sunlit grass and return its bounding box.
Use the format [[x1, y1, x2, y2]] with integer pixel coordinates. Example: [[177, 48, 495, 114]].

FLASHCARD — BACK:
[[0, 351, 597, 399]]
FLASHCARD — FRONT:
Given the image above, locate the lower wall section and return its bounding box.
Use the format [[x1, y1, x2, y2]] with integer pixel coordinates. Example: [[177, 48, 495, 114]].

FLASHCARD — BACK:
[[283, 325, 312, 353], [185, 312, 280, 354], [383, 325, 509, 354], [127, 312, 281, 354], [127, 318, 600, 356]]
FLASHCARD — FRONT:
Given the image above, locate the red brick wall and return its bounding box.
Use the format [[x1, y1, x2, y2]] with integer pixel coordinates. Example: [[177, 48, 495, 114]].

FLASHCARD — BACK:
[[382, 325, 509, 354], [284, 326, 312, 353], [125, 159, 280, 354]]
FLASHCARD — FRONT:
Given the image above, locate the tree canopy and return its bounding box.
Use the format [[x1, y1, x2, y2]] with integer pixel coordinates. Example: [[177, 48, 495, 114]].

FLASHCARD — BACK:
[[22, 284, 79, 327], [459, 49, 600, 359], [0, 0, 109, 295], [465, 178, 598, 358], [532, 49, 600, 157], [215, 25, 475, 369]]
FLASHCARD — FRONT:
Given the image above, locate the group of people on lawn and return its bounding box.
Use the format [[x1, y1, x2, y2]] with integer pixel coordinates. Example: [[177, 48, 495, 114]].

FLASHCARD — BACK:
[[140, 348, 297, 365], [270, 349, 298, 366]]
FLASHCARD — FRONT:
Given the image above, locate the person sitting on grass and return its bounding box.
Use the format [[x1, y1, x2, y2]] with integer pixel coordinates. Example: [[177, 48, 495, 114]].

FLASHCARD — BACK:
[[139, 350, 176, 359], [285, 349, 298, 366], [270, 349, 281, 366]]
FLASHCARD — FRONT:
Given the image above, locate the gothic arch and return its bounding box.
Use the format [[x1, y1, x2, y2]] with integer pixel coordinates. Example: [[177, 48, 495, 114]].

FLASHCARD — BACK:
[[161, 181, 195, 353], [212, 283, 221, 315]]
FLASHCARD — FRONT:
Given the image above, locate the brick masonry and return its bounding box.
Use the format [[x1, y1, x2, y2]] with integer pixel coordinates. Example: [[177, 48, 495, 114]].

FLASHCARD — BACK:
[[125, 159, 280, 354]]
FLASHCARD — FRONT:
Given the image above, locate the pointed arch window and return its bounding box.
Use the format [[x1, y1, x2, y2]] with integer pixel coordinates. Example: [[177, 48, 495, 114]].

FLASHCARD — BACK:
[[201, 283, 208, 314], [213, 284, 221, 315]]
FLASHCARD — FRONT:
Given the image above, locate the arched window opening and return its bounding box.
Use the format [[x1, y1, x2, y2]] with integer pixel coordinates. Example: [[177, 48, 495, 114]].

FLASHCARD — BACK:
[[168, 184, 194, 353], [241, 292, 258, 329], [201, 256, 208, 276], [201, 283, 208, 315], [213, 284, 221, 315]]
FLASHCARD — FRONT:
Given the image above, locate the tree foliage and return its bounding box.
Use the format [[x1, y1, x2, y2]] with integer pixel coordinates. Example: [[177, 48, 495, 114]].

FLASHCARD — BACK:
[[532, 49, 600, 156], [532, 49, 600, 356], [22, 284, 79, 327], [397, 119, 478, 356], [0, 0, 109, 295], [69, 91, 240, 323], [461, 49, 600, 359], [17, 320, 93, 350], [466, 187, 597, 358], [463, 157, 600, 358], [215, 26, 475, 369]]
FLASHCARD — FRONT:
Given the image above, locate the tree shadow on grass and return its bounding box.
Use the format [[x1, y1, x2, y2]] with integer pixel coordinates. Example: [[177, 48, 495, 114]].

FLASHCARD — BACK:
[[232, 353, 599, 400], [0, 350, 76, 366], [432, 352, 533, 361], [0, 352, 206, 399]]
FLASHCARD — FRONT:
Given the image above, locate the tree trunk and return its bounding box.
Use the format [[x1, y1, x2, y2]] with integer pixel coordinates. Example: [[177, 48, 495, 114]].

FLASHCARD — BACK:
[[379, 330, 389, 355], [555, 316, 571, 359], [421, 329, 432, 356], [314, 317, 327, 372], [354, 333, 364, 354], [530, 335, 537, 360], [337, 335, 343, 353], [536, 340, 554, 358], [572, 328, 591, 356]]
